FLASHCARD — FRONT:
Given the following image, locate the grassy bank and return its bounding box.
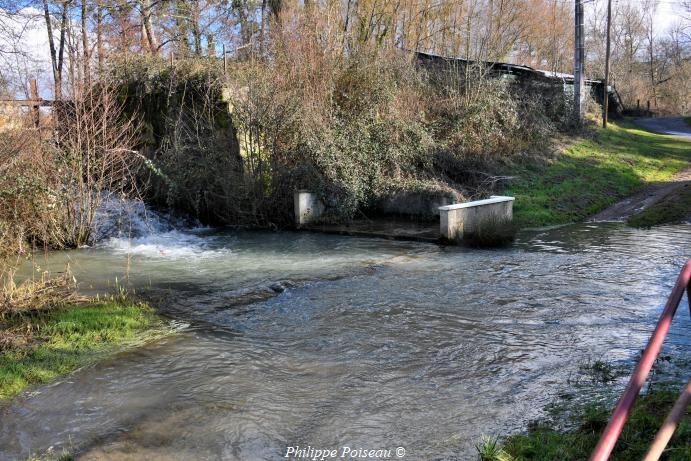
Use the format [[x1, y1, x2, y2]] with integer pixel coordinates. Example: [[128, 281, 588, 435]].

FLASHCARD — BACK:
[[627, 183, 691, 227], [478, 388, 691, 461], [0, 299, 167, 401], [505, 121, 691, 227]]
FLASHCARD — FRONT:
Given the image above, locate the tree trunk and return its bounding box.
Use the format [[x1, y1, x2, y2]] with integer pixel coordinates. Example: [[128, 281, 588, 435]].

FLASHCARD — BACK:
[[192, 1, 202, 56], [42, 0, 67, 100], [96, 0, 104, 74], [177, 0, 191, 55], [140, 0, 159, 53], [81, 0, 91, 85]]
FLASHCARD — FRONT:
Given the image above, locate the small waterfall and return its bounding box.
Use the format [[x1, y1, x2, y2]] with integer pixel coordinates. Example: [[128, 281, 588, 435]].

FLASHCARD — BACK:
[[92, 197, 192, 241], [92, 197, 225, 259]]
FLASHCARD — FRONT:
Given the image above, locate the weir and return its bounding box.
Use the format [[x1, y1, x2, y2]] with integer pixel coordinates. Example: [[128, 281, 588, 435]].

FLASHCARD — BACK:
[[293, 192, 515, 243], [438, 196, 515, 241]]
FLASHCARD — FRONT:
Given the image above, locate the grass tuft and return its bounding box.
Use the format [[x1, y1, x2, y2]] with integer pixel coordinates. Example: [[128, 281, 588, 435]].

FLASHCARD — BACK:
[[476, 435, 514, 461], [0, 298, 167, 401]]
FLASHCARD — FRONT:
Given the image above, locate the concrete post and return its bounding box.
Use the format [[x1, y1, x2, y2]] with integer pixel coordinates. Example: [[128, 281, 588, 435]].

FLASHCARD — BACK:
[[439, 196, 514, 241], [294, 191, 325, 227]]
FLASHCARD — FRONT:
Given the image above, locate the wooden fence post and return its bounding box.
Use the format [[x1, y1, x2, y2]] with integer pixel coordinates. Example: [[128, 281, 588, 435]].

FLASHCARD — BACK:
[[30, 79, 39, 128]]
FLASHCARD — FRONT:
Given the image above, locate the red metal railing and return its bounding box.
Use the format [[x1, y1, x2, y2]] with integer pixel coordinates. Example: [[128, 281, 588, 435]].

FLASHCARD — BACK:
[[589, 259, 691, 461]]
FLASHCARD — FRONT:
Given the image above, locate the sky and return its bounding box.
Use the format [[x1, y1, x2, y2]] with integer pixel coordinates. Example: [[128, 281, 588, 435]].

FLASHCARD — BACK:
[[587, 0, 688, 31], [650, 0, 688, 30], [0, 7, 53, 97]]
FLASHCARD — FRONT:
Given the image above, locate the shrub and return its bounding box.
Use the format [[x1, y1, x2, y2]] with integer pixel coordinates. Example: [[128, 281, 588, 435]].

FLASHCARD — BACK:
[[0, 80, 141, 283], [224, 34, 438, 224], [0, 128, 64, 275], [110, 20, 580, 227], [54, 81, 142, 247]]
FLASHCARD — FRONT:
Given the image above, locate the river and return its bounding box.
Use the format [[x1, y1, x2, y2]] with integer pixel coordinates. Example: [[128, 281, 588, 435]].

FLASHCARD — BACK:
[[1, 222, 690, 460]]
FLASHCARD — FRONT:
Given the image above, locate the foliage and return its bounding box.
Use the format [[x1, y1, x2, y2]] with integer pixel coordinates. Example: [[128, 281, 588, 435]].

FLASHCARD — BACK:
[[223, 37, 439, 224], [505, 121, 691, 227], [119, 22, 577, 226]]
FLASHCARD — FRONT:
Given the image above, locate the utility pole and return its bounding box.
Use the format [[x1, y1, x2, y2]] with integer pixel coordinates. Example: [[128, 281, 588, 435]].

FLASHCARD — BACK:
[[603, 0, 612, 127], [574, 0, 585, 122]]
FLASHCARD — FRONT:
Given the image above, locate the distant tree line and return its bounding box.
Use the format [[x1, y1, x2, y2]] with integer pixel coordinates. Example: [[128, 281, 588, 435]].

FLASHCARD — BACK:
[[0, 0, 688, 112]]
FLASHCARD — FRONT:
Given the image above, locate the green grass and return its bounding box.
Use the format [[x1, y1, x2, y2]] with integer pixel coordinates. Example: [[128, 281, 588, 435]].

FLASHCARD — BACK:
[[479, 389, 691, 461], [627, 184, 691, 228], [0, 300, 167, 401], [505, 121, 691, 227]]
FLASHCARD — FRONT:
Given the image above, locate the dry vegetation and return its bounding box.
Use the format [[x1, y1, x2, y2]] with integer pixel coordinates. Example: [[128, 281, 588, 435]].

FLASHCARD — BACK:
[[0, 0, 686, 234], [0, 81, 141, 290], [114, 31, 575, 227], [0, 271, 86, 351]]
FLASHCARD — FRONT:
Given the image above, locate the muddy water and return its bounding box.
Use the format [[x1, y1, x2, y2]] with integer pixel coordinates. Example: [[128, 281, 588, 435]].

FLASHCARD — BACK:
[[1, 224, 690, 460]]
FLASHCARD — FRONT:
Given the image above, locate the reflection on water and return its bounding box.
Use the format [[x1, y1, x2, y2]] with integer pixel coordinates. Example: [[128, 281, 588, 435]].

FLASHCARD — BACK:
[[2, 223, 690, 460]]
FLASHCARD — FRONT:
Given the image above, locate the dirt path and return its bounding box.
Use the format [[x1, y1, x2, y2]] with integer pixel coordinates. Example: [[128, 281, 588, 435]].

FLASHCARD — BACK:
[[590, 167, 691, 222], [590, 118, 691, 222]]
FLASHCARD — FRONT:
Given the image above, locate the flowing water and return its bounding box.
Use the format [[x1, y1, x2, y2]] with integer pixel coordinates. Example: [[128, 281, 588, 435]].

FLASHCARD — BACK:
[[1, 220, 690, 460]]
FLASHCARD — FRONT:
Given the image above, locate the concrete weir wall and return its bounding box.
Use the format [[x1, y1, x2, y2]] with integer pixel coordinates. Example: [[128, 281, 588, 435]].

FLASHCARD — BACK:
[[439, 196, 515, 241], [294, 191, 325, 226], [376, 190, 460, 219]]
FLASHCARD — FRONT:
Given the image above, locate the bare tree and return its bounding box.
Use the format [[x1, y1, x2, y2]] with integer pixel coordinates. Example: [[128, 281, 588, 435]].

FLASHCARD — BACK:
[[56, 80, 141, 246], [42, 0, 69, 100], [643, 0, 659, 108]]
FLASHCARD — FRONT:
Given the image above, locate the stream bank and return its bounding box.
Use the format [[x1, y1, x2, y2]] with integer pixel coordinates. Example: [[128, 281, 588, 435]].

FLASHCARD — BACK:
[[0, 298, 170, 402], [481, 363, 691, 461]]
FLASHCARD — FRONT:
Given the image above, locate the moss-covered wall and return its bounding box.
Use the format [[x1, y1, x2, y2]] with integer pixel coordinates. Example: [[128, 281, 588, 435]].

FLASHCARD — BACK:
[[114, 58, 246, 223]]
